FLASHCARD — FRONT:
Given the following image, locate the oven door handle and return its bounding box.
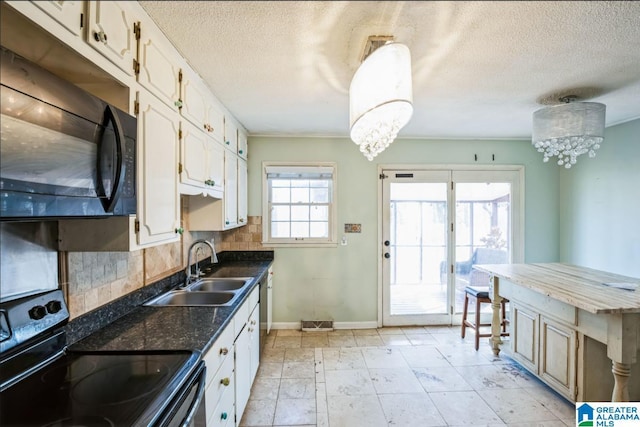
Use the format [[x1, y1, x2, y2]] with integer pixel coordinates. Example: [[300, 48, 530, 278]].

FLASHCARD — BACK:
[[181, 364, 207, 427]]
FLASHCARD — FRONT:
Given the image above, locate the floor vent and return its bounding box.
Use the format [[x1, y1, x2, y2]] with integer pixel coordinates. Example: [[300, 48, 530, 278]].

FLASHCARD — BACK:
[[301, 320, 334, 332]]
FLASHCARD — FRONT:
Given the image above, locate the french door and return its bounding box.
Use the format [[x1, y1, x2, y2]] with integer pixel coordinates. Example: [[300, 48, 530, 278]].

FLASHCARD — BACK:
[[380, 167, 523, 326]]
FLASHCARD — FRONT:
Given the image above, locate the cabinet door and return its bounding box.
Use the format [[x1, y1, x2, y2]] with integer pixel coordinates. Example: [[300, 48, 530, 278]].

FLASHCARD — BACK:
[[224, 151, 238, 228], [206, 139, 225, 195], [86, 1, 137, 76], [136, 90, 181, 246], [181, 68, 211, 132], [137, 22, 181, 109], [235, 324, 251, 422], [540, 316, 576, 400], [223, 118, 238, 152], [180, 121, 208, 190], [249, 304, 260, 384], [33, 1, 84, 36], [512, 303, 538, 373], [237, 128, 248, 159], [237, 158, 247, 226]]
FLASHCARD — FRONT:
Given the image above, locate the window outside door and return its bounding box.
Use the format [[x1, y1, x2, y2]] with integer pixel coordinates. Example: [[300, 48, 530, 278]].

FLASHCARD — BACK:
[[381, 167, 523, 326]]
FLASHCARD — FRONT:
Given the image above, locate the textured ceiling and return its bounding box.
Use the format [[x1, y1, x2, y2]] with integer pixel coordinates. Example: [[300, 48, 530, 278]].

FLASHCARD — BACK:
[[139, 1, 640, 140]]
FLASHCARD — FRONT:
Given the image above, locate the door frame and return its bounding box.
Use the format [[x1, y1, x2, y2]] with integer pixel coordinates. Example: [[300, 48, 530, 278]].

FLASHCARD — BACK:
[[377, 164, 525, 327]]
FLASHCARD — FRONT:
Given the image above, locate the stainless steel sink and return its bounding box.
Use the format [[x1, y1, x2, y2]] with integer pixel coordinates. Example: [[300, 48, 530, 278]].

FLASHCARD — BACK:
[[187, 277, 252, 292], [144, 290, 238, 307]]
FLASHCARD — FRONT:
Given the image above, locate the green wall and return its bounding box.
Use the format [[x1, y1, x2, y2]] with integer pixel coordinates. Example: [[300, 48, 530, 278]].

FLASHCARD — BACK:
[[559, 119, 640, 278], [247, 136, 560, 324]]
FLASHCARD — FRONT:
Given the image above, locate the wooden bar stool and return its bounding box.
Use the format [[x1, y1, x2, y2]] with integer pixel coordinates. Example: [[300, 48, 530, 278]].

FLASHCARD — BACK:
[[461, 286, 509, 350]]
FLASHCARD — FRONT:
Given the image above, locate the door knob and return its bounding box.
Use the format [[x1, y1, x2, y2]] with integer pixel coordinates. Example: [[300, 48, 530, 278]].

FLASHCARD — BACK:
[[384, 253, 391, 259]]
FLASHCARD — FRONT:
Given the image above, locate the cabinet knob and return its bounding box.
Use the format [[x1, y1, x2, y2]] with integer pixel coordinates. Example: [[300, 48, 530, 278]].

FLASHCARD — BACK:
[[225, 140, 230, 145], [239, 149, 243, 155], [94, 31, 108, 44], [203, 124, 213, 132], [225, 220, 230, 225], [221, 412, 228, 420], [174, 99, 183, 108], [175, 227, 184, 235], [219, 347, 229, 355], [239, 218, 245, 223], [251, 320, 256, 325], [220, 377, 230, 386]]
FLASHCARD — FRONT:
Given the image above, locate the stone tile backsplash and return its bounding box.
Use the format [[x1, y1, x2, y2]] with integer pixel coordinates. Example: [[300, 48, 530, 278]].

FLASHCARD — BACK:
[[66, 214, 266, 319]]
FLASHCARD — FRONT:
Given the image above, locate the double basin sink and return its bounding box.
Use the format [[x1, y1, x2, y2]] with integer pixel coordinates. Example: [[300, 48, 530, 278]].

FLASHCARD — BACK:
[[144, 277, 253, 307]]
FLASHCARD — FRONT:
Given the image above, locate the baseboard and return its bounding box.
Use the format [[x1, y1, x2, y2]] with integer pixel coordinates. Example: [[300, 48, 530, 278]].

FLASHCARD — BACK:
[[271, 321, 378, 330]]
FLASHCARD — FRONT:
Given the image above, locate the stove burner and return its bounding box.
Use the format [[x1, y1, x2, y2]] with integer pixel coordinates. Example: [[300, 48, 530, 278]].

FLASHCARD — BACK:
[[71, 360, 170, 406], [42, 416, 115, 427], [41, 358, 98, 386]]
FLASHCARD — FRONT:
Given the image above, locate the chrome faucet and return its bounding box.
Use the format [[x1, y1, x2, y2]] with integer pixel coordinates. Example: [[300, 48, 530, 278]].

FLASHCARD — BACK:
[[184, 239, 218, 287]]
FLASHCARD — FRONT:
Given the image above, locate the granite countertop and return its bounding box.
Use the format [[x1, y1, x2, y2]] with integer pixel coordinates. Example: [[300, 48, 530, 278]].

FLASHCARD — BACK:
[[68, 253, 273, 357]]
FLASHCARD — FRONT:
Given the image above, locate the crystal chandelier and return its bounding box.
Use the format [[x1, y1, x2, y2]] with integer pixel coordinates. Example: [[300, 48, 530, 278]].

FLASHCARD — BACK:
[[349, 37, 413, 161], [532, 96, 606, 169]]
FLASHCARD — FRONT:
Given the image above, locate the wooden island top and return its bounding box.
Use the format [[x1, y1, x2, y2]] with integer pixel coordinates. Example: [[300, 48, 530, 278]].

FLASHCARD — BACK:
[[474, 262, 640, 314]]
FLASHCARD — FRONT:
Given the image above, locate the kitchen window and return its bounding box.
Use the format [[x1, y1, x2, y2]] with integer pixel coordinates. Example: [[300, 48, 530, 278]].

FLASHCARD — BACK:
[[262, 163, 337, 246]]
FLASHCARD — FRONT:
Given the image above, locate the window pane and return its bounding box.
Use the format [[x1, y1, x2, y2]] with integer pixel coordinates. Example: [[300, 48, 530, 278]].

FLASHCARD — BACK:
[[291, 222, 309, 238], [272, 187, 291, 203], [291, 187, 310, 203], [310, 222, 328, 238], [291, 179, 310, 187], [272, 205, 290, 221], [272, 179, 291, 187], [291, 205, 310, 221], [310, 180, 329, 188], [310, 205, 328, 221], [310, 187, 329, 203], [272, 222, 290, 238]]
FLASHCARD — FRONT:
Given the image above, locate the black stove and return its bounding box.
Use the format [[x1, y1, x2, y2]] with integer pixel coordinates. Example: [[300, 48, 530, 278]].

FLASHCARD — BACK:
[[0, 290, 205, 427]]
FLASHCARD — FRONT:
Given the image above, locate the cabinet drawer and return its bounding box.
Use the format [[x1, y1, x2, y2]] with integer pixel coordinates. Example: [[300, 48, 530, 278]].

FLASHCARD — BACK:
[[204, 324, 234, 386], [208, 372, 236, 427], [205, 352, 234, 420]]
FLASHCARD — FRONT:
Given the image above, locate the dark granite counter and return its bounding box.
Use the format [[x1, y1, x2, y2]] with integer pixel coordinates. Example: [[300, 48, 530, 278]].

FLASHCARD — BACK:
[[67, 252, 273, 357]]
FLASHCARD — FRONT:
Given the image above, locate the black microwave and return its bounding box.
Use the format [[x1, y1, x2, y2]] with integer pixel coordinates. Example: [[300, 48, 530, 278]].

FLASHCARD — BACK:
[[0, 46, 136, 220]]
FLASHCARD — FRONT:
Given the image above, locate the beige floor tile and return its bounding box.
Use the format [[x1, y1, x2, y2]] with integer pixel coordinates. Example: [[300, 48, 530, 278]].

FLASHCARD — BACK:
[[362, 347, 410, 369], [406, 333, 438, 345], [381, 334, 412, 346], [479, 388, 559, 423], [399, 345, 450, 368], [301, 334, 328, 348], [522, 382, 576, 420], [379, 393, 446, 426], [328, 335, 357, 347], [453, 365, 522, 390], [412, 366, 474, 392], [327, 395, 387, 427], [325, 369, 376, 396], [283, 348, 314, 362], [273, 337, 302, 349], [240, 399, 277, 426], [352, 328, 380, 336], [281, 361, 315, 379], [278, 378, 315, 399], [377, 327, 405, 335], [369, 367, 425, 394], [423, 325, 456, 334], [354, 335, 385, 347], [327, 329, 354, 336], [322, 348, 366, 370], [258, 362, 283, 379], [429, 390, 502, 425], [250, 377, 281, 400], [273, 398, 316, 425], [437, 344, 497, 366], [262, 348, 286, 363], [276, 329, 302, 337]]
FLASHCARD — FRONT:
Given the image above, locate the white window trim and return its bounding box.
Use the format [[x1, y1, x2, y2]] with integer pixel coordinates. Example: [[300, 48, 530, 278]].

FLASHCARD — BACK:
[[262, 161, 338, 248]]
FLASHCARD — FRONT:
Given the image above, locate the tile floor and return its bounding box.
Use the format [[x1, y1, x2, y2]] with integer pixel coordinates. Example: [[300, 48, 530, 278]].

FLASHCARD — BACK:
[[239, 326, 576, 427]]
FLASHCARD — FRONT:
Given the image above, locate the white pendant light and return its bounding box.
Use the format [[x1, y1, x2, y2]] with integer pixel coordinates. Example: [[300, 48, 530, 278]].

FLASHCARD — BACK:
[[532, 96, 606, 169], [349, 40, 413, 161]]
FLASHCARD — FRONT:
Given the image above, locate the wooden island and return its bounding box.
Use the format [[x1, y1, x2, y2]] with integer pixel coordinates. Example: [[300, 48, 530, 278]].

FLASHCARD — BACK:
[[474, 263, 640, 402]]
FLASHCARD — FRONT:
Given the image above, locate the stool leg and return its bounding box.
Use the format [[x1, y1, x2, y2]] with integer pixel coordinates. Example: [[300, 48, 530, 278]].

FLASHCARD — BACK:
[[474, 296, 481, 350], [461, 292, 469, 338]]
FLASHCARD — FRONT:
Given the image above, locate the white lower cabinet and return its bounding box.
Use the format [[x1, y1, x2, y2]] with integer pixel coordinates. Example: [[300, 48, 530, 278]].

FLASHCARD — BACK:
[[204, 287, 260, 427]]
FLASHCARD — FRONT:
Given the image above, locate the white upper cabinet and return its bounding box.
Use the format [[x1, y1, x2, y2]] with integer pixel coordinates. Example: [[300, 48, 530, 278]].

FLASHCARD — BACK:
[[237, 158, 247, 226], [135, 19, 182, 110], [86, 1, 137, 76], [224, 151, 239, 229], [223, 117, 238, 153], [136, 90, 181, 246], [181, 68, 211, 132], [180, 119, 224, 198], [237, 128, 248, 160], [32, 1, 84, 36]]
